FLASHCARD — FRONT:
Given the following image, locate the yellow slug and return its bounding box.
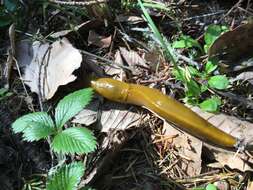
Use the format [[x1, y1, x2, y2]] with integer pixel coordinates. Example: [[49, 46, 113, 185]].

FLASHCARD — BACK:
[[91, 78, 237, 148]]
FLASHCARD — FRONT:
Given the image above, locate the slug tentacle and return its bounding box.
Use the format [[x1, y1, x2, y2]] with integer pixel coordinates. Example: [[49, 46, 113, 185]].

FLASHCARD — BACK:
[[91, 78, 237, 148]]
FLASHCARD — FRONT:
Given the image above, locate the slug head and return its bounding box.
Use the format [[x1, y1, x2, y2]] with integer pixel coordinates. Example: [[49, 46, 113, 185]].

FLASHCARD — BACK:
[[91, 78, 129, 102]]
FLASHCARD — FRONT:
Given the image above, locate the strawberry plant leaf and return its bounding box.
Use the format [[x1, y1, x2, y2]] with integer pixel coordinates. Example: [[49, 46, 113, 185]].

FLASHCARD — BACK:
[[12, 112, 55, 141], [55, 88, 93, 129], [46, 162, 85, 190], [52, 127, 96, 154]]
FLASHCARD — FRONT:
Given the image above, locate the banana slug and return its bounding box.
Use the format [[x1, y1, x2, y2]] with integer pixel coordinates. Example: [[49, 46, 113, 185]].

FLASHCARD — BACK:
[[91, 78, 237, 148]]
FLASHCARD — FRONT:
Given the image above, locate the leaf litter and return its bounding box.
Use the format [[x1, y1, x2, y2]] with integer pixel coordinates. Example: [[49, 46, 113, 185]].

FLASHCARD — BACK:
[[2, 1, 253, 190], [18, 38, 82, 100]]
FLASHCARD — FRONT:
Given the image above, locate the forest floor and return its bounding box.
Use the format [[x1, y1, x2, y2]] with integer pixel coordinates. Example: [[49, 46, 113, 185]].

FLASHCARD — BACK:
[[0, 0, 253, 190]]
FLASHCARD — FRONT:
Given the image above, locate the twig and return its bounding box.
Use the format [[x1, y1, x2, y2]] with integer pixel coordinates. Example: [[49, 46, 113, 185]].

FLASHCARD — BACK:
[[79, 49, 135, 72], [3, 24, 15, 89], [175, 52, 200, 69], [14, 58, 35, 112], [219, 0, 244, 22], [48, 0, 107, 6]]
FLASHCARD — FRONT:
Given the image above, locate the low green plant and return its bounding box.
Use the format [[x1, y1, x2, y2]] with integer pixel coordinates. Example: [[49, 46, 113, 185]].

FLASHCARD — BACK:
[[171, 25, 229, 111], [172, 58, 229, 112], [138, 0, 229, 112], [12, 88, 96, 190], [172, 24, 228, 56]]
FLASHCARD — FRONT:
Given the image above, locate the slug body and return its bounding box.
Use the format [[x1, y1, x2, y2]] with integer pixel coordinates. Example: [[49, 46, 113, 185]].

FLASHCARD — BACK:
[[91, 78, 237, 148]]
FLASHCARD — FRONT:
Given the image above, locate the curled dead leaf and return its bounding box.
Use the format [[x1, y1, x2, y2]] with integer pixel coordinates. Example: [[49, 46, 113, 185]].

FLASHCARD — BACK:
[[163, 122, 203, 176], [22, 38, 82, 100]]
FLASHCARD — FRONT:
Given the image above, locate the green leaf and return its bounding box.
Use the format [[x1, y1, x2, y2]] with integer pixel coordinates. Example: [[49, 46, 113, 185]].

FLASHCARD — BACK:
[[55, 88, 93, 129], [46, 162, 85, 190], [188, 66, 201, 77], [12, 112, 55, 141], [200, 97, 221, 112], [208, 75, 229, 90], [200, 84, 208, 93], [205, 59, 218, 74], [52, 127, 96, 154], [204, 24, 228, 52], [172, 67, 186, 82], [205, 184, 217, 190], [186, 80, 201, 97], [172, 35, 202, 51], [204, 24, 228, 45]]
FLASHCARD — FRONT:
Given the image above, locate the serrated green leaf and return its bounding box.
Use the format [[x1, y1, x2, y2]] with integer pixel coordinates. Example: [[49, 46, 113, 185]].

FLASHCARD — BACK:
[[12, 112, 55, 141], [208, 75, 229, 90], [52, 127, 96, 154], [200, 97, 221, 112], [55, 88, 93, 129], [46, 162, 85, 190]]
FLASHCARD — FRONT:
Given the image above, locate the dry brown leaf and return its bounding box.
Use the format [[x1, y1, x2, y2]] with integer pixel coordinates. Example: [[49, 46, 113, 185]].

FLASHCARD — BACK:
[[191, 106, 253, 147], [144, 48, 161, 72], [23, 38, 82, 100], [119, 47, 148, 75], [88, 30, 112, 48], [163, 122, 203, 176], [104, 50, 123, 76], [73, 100, 142, 133], [207, 149, 253, 172], [208, 22, 253, 73], [97, 102, 142, 133], [115, 15, 144, 24], [231, 71, 253, 85], [72, 99, 100, 126], [163, 105, 253, 172]]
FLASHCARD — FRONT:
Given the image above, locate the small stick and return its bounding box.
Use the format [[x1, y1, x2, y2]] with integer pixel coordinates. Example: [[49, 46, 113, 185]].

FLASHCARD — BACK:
[[3, 24, 15, 89], [48, 0, 107, 6]]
